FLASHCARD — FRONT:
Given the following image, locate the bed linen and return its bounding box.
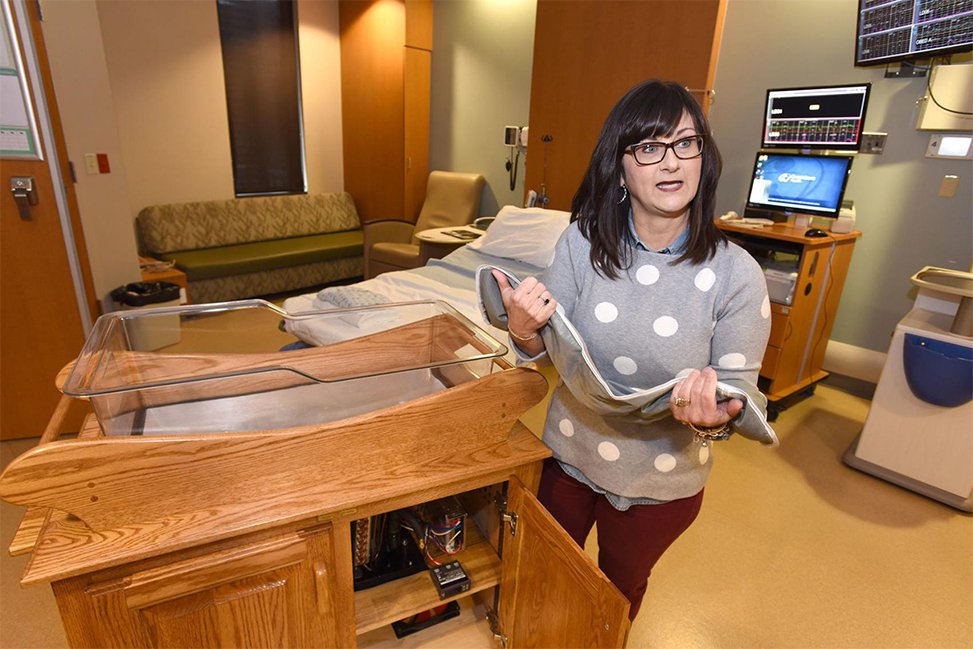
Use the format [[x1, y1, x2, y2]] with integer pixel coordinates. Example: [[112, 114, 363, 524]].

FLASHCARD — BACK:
[[281, 246, 546, 356]]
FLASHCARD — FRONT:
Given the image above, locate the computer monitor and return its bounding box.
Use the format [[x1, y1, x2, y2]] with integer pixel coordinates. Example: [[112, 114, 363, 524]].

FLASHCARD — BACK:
[[762, 84, 871, 151], [855, 0, 973, 66], [745, 152, 853, 221]]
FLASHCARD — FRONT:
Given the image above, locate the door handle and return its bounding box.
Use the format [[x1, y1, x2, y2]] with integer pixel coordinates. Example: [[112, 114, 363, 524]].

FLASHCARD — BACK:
[[10, 176, 38, 220]]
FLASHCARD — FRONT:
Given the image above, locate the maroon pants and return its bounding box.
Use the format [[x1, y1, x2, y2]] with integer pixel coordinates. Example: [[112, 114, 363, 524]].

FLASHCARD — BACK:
[[536, 457, 704, 621]]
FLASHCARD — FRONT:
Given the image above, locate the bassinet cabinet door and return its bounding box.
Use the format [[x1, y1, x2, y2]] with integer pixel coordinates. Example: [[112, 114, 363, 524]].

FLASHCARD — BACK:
[[497, 478, 630, 648], [53, 525, 347, 648]]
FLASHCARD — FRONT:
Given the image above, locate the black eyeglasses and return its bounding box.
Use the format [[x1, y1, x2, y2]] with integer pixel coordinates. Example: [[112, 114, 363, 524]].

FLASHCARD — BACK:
[[625, 135, 704, 166]]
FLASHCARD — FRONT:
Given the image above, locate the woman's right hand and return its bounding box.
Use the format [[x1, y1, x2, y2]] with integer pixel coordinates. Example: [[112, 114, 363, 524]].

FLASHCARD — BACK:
[[492, 269, 557, 353]]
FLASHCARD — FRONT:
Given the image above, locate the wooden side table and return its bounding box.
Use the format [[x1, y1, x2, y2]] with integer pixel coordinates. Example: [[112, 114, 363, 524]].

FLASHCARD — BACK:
[[415, 226, 482, 264], [139, 256, 189, 303]]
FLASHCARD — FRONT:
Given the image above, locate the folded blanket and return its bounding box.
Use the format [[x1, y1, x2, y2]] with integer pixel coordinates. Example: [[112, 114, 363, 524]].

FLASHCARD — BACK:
[[317, 285, 390, 308], [476, 265, 778, 446]]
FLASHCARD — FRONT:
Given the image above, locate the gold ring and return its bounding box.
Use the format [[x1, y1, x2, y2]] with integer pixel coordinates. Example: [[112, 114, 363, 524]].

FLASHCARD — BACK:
[[673, 396, 691, 407]]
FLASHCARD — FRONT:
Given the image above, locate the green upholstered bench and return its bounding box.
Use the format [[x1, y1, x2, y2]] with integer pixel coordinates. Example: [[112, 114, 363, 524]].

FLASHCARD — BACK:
[[136, 193, 364, 304]]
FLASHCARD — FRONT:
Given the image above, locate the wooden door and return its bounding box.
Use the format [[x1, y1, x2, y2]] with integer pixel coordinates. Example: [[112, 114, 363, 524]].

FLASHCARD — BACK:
[[524, 0, 727, 210], [498, 477, 630, 648], [54, 525, 347, 648], [0, 0, 96, 439]]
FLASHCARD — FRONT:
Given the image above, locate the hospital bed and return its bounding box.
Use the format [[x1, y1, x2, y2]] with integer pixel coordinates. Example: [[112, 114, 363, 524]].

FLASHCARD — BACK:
[[281, 206, 572, 360]]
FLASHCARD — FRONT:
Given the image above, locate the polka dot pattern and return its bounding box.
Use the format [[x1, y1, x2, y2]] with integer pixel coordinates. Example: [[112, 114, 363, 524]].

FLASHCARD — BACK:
[[718, 352, 747, 369], [598, 441, 620, 461], [636, 264, 660, 285], [613, 356, 638, 375], [761, 295, 771, 319], [558, 419, 575, 437], [653, 316, 678, 337], [654, 453, 677, 473], [595, 302, 618, 323], [694, 268, 716, 292]]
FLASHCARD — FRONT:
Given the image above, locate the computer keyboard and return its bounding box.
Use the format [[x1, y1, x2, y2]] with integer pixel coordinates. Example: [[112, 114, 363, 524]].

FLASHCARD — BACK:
[[737, 217, 774, 225]]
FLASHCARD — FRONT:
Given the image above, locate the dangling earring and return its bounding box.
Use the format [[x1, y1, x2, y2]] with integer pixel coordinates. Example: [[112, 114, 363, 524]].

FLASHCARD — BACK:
[[617, 185, 629, 204]]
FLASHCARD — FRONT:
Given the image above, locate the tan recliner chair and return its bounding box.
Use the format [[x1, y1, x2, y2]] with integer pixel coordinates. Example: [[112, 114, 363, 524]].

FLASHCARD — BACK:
[[364, 171, 486, 279]]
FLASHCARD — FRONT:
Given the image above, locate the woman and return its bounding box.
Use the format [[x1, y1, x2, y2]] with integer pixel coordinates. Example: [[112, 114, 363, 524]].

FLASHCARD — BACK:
[[493, 80, 771, 620]]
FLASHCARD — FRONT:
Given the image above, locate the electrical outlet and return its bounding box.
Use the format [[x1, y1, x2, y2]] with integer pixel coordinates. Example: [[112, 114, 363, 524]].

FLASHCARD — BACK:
[[860, 132, 887, 154]]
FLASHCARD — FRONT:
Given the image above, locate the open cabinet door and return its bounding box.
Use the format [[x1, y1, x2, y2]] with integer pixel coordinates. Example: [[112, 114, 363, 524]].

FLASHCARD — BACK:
[[497, 477, 630, 648]]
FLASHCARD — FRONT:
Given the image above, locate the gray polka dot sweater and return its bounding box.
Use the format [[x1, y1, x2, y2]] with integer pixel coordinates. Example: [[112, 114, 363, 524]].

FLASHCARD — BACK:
[[536, 223, 771, 502]]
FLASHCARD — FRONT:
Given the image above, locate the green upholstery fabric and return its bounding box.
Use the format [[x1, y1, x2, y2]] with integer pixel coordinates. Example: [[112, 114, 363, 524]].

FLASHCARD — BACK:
[[137, 193, 361, 254], [159, 231, 364, 281], [135, 192, 364, 303], [188, 257, 364, 304]]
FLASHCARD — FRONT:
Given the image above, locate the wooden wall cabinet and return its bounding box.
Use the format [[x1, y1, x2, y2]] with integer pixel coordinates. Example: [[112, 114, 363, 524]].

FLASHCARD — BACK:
[[340, 0, 431, 224], [717, 222, 861, 414]]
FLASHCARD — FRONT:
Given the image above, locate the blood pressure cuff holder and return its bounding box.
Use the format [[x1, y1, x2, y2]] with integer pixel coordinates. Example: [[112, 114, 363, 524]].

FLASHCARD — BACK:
[[476, 265, 779, 447]]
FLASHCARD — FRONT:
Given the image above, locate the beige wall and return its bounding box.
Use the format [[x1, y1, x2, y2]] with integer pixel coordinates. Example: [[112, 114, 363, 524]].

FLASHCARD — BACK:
[[298, 0, 344, 195], [430, 0, 536, 216], [96, 0, 234, 210], [39, 0, 139, 308], [40, 0, 344, 308]]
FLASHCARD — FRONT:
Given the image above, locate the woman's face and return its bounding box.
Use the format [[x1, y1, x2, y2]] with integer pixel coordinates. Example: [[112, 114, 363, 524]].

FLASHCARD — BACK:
[[621, 111, 702, 223]]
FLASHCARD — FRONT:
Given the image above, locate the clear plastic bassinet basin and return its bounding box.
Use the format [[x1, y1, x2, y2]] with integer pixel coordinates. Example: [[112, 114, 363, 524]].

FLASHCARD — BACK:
[[61, 299, 508, 437]]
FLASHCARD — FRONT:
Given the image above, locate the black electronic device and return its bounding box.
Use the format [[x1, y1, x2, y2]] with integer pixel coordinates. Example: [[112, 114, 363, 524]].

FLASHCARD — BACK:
[[761, 84, 871, 151], [855, 0, 973, 67], [351, 513, 427, 592], [744, 152, 853, 222], [804, 228, 829, 238], [430, 560, 471, 600]]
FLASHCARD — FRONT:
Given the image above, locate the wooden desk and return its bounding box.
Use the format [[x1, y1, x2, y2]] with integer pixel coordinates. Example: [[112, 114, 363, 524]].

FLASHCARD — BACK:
[[139, 256, 189, 303], [717, 221, 861, 415]]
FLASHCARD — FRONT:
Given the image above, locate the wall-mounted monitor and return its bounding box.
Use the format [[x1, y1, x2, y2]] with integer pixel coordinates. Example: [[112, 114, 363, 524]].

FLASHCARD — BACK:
[[855, 0, 973, 66], [745, 152, 854, 221], [762, 84, 871, 151]]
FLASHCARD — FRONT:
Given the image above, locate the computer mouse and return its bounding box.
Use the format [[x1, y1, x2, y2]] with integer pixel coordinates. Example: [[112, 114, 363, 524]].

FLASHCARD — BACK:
[[804, 228, 828, 238]]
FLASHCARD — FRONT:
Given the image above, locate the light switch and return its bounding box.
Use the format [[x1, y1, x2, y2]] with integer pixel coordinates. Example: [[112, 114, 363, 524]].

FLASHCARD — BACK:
[[83, 153, 99, 175], [938, 175, 960, 198]]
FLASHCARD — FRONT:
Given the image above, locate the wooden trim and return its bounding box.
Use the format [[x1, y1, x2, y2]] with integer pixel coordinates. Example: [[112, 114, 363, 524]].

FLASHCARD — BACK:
[[15, 421, 549, 586]]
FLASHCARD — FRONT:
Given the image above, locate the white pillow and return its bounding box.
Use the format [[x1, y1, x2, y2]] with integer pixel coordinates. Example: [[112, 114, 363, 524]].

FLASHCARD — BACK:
[[467, 205, 571, 267]]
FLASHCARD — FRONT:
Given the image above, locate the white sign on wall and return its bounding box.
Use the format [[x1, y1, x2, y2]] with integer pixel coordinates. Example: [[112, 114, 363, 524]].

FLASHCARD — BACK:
[[1, 0, 40, 158]]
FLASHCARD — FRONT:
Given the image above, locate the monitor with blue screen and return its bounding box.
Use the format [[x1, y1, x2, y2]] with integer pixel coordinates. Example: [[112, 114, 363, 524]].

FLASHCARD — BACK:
[[745, 152, 853, 220]]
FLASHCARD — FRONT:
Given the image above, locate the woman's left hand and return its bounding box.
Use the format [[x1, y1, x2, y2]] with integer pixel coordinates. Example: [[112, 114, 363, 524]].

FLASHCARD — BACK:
[[669, 367, 742, 428]]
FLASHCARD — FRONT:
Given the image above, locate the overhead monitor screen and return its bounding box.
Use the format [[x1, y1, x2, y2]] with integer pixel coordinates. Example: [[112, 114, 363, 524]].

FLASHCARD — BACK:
[[746, 153, 854, 218], [762, 84, 871, 151], [856, 0, 973, 66]]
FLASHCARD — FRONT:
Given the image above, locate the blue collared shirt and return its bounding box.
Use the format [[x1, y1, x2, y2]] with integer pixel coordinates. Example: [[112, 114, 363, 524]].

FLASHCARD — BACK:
[[628, 211, 689, 255]]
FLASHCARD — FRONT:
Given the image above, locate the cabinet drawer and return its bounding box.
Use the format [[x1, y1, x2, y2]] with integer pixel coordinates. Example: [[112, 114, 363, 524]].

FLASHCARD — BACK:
[[760, 344, 782, 379], [768, 306, 790, 348]]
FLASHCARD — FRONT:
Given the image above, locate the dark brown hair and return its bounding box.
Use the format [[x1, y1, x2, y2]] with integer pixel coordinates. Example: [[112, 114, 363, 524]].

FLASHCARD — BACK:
[[571, 80, 725, 279]]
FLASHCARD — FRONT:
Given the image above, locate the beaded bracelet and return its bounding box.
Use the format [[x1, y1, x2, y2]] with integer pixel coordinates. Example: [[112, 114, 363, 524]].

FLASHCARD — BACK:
[[508, 329, 538, 343], [687, 421, 732, 441]]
